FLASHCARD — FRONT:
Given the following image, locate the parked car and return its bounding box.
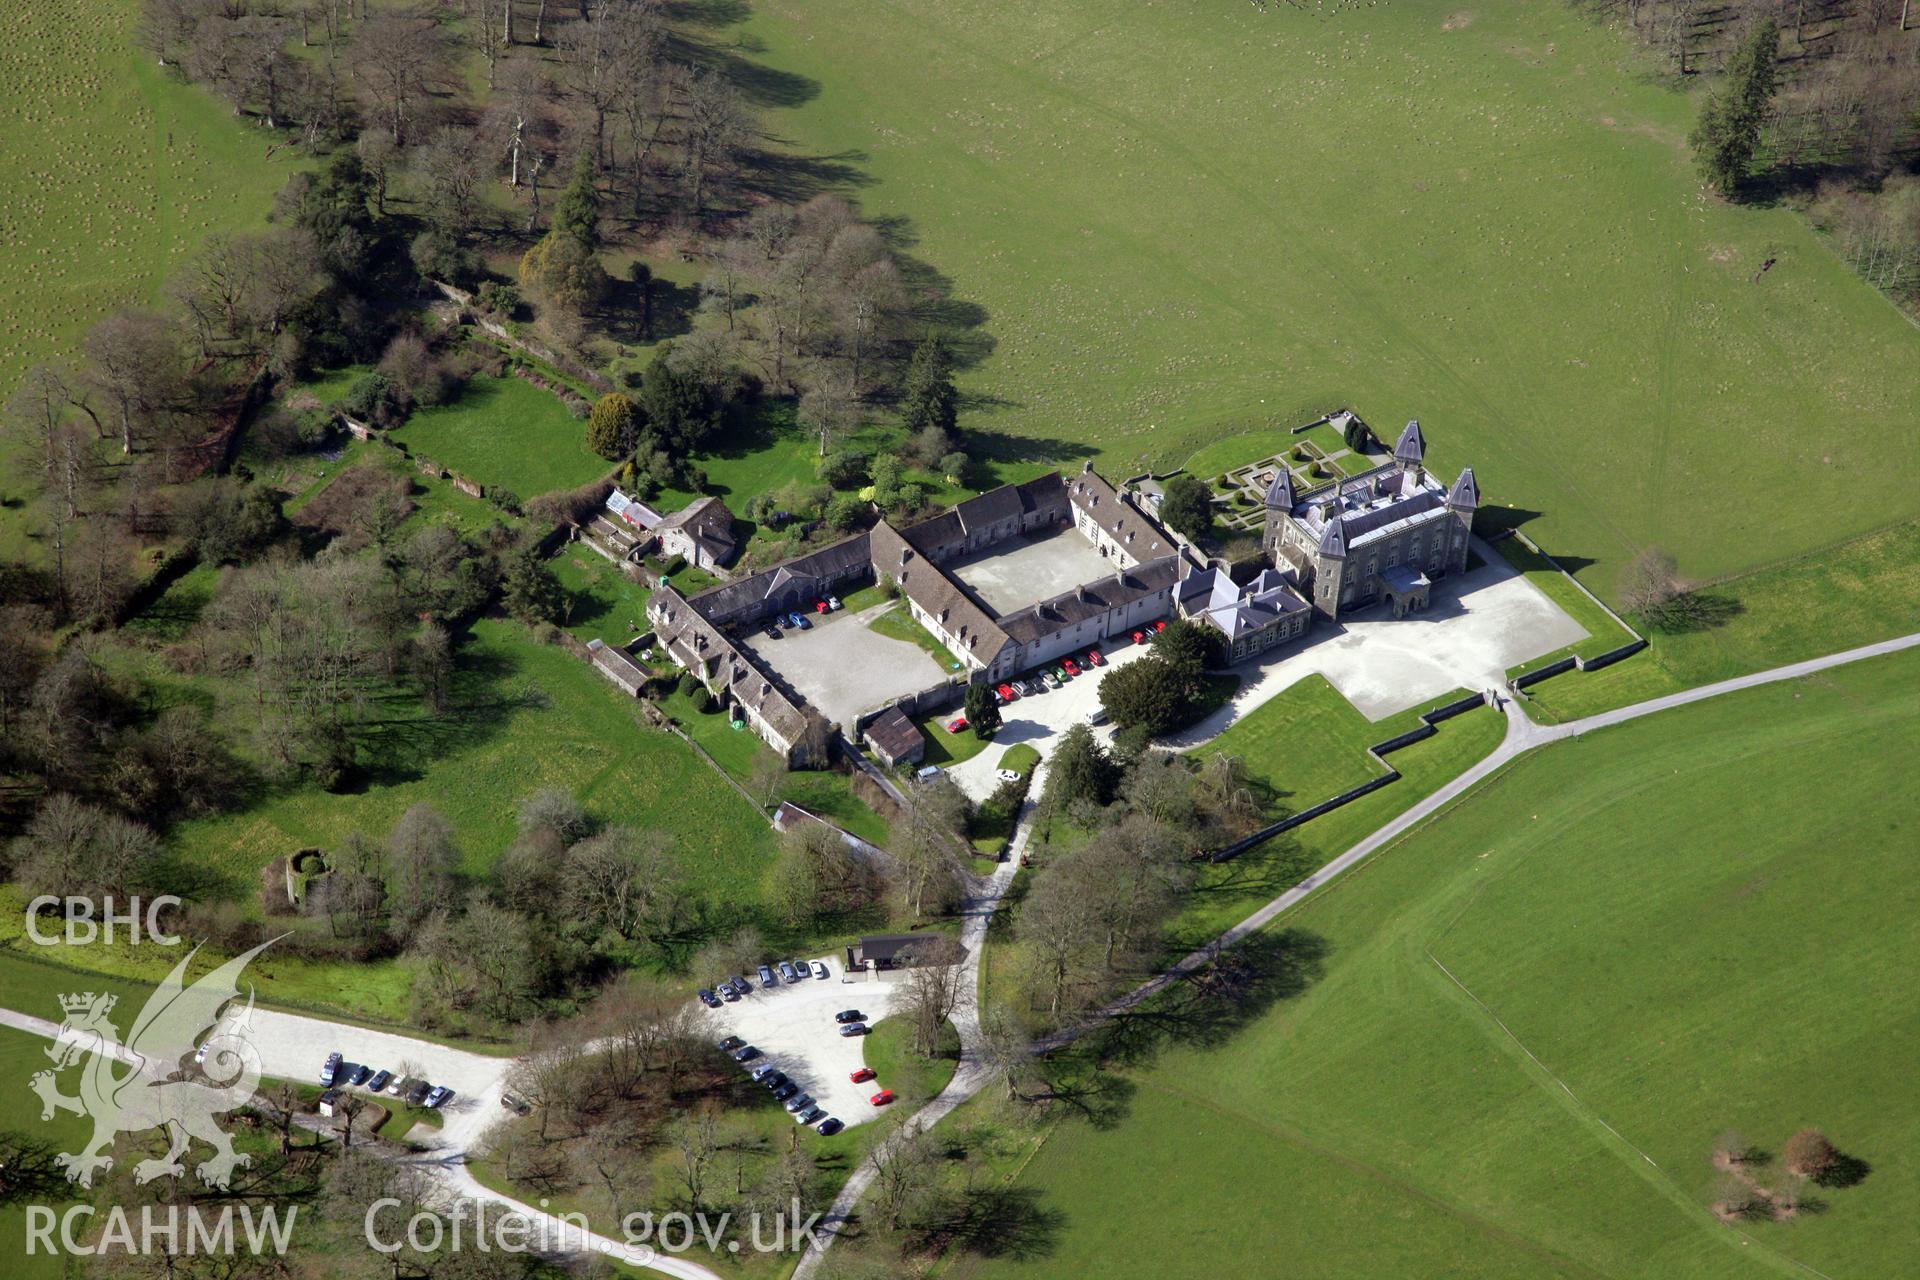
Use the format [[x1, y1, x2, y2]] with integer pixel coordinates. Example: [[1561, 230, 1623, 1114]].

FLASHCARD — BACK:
[[720, 983, 740, 1003], [797, 1105, 825, 1125], [785, 612, 804, 628], [835, 1009, 865, 1024], [1088, 705, 1110, 726], [731, 1045, 761, 1063], [869, 1090, 895, 1107], [791, 958, 812, 979], [772, 1081, 798, 1102], [792, 613, 811, 630], [839, 1022, 869, 1037], [817, 1117, 844, 1135], [996, 682, 1017, 702], [1062, 658, 1080, 676], [784, 1093, 815, 1113], [729, 976, 752, 997], [1051, 665, 1069, 681], [850, 1067, 876, 1083], [367, 1069, 393, 1093], [996, 768, 1021, 783], [343, 1063, 370, 1087], [405, 1081, 433, 1106], [717, 1035, 745, 1052], [814, 599, 829, 613], [750, 1064, 781, 1082], [1084, 648, 1105, 666], [944, 714, 968, 734], [424, 1086, 454, 1109], [320, 1053, 342, 1086], [777, 961, 799, 983], [764, 625, 781, 640], [386, 1075, 408, 1097], [758, 964, 776, 988], [1129, 628, 1147, 644], [698, 987, 721, 1008], [1042, 672, 1062, 690], [827, 596, 842, 611], [812, 959, 830, 980], [759, 1070, 788, 1090], [501, 1092, 532, 1116], [1151, 619, 1167, 634]]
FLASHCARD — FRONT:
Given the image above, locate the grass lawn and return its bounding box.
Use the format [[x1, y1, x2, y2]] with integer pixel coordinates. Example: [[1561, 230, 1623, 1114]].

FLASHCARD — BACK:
[[918, 713, 991, 768], [553, 543, 653, 644], [861, 1016, 961, 1107], [0, 0, 297, 567], [868, 603, 966, 672], [392, 375, 608, 498], [1522, 517, 1920, 722], [659, 689, 890, 849], [735, 0, 1920, 603], [0, 1024, 90, 1278], [956, 647, 1920, 1280]]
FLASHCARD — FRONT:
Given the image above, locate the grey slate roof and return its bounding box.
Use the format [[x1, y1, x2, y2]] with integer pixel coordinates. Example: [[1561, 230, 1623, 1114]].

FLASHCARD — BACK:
[[1067, 469, 1176, 560], [871, 520, 1012, 665], [1317, 516, 1348, 558], [1393, 419, 1426, 467], [997, 555, 1181, 645]]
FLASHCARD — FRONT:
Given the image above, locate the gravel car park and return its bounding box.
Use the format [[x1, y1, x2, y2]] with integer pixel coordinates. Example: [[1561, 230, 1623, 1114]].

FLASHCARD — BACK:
[[696, 958, 904, 1129]]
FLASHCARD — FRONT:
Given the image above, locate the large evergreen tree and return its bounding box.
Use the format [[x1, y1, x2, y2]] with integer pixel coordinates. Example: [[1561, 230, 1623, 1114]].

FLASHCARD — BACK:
[[901, 335, 959, 435], [963, 681, 1001, 740], [1689, 19, 1780, 197]]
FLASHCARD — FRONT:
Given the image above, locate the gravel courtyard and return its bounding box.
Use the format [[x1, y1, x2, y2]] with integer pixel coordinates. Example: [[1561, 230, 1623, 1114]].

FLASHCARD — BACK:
[[739, 602, 948, 727], [945, 528, 1117, 615]]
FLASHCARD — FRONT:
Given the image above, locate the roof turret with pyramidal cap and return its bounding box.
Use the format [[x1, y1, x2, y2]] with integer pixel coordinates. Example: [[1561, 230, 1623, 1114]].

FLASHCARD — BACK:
[[1316, 511, 1347, 558], [1393, 419, 1426, 468], [1447, 467, 1480, 510], [1263, 469, 1294, 510]]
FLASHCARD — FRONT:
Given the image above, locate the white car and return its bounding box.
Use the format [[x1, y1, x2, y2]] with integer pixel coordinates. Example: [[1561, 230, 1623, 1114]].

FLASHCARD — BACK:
[[811, 959, 830, 980], [996, 768, 1021, 783]]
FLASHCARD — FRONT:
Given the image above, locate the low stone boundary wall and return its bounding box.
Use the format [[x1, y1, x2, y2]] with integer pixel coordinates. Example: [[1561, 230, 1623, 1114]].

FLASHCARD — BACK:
[[1207, 689, 1489, 864]]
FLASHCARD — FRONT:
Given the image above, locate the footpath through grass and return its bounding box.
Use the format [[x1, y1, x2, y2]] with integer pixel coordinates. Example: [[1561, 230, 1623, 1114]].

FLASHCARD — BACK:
[[739, 0, 1920, 600], [959, 646, 1920, 1280]]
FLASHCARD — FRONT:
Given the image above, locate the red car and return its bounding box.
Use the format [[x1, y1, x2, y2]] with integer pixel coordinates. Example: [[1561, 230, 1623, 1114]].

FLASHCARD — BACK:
[[814, 600, 829, 613], [945, 715, 968, 734], [870, 1090, 895, 1106], [1152, 619, 1167, 633], [850, 1067, 876, 1084], [1084, 648, 1105, 667], [996, 682, 1017, 702], [1061, 658, 1081, 677], [1129, 628, 1147, 644]]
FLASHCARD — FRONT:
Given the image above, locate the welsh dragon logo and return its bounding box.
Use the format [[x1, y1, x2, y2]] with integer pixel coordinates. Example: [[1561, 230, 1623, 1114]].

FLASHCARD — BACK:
[[30, 939, 278, 1189]]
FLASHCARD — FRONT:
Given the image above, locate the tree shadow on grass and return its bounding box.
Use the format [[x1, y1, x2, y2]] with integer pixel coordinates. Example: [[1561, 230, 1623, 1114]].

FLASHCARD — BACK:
[[908, 1185, 1064, 1262], [1083, 927, 1328, 1080], [1645, 591, 1743, 636], [1816, 1151, 1872, 1190]]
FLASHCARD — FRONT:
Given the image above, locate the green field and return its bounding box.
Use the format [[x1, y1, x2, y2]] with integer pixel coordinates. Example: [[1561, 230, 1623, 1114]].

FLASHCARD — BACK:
[[957, 647, 1920, 1279], [553, 542, 654, 644], [0, 1025, 89, 1279], [393, 375, 608, 497], [11, 617, 778, 1021], [737, 0, 1920, 600], [0, 0, 295, 562]]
